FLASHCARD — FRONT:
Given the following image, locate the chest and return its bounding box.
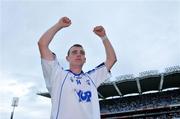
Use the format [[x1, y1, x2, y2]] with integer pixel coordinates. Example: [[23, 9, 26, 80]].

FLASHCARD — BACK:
[[63, 74, 94, 103]]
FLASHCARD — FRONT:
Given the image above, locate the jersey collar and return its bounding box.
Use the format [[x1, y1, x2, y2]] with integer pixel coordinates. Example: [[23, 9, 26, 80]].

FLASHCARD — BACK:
[[66, 69, 84, 76]]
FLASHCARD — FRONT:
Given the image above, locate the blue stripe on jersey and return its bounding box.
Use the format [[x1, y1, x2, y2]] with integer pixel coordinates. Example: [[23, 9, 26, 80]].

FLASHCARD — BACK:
[[56, 72, 69, 119], [96, 62, 105, 68], [87, 69, 95, 74]]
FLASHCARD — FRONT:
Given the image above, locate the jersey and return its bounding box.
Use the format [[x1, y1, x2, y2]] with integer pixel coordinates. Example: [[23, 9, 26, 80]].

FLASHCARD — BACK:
[[41, 57, 111, 119]]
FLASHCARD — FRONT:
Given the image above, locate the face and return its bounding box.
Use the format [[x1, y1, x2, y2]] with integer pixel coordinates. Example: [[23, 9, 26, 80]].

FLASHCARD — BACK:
[[66, 46, 86, 67]]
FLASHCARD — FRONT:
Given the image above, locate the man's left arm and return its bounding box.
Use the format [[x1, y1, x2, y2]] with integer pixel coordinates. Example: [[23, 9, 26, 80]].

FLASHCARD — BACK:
[[93, 26, 117, 71]]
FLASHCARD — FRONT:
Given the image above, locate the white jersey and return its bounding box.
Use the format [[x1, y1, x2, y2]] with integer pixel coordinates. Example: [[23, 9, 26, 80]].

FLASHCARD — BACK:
[[41, 57, 111, 119]]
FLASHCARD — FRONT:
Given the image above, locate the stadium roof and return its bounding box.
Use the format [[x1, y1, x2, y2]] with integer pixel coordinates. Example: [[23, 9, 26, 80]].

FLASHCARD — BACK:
[[38, 66, 180, 99]]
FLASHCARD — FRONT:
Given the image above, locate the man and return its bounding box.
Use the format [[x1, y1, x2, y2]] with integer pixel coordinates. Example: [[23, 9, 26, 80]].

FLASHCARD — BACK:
[[38, 16, 117, 119]]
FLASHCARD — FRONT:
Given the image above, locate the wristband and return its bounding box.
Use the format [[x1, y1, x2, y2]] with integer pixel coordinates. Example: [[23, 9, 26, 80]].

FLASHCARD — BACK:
[[101, 35, 108, 41]]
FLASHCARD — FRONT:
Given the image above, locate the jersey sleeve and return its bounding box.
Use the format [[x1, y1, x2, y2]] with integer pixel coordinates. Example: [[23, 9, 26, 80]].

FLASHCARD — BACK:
[[41, 56, 64, 93], [87, 62, 111, 87]]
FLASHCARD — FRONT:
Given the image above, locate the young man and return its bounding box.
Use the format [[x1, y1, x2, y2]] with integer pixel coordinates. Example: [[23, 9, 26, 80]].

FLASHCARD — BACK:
[[38, 17, 117, 119]]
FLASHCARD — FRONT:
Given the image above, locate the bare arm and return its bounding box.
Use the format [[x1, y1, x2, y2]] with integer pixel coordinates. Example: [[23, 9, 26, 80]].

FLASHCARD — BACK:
[[38, 17, 71, 60], [93, 26, 117, 71]]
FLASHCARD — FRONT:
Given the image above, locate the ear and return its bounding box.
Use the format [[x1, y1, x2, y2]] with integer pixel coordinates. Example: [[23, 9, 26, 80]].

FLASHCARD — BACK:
[[66, 56, 69, 62], [84, 57, 86, 63]]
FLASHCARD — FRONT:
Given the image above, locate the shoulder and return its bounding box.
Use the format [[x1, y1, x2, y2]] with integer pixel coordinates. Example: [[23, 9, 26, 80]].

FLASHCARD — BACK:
[[95, 62, 105, 69], [86, 62, 105, 75]]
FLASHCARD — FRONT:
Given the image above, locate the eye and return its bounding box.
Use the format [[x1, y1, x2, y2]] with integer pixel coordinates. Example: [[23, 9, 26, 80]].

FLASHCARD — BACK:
[[80, 50, 85, 55], [71, 50, 77, 55]]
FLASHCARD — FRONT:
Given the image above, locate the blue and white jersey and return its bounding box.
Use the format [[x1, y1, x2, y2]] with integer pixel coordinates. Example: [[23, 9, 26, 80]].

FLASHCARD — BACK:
[[41, 57, 111, 119]]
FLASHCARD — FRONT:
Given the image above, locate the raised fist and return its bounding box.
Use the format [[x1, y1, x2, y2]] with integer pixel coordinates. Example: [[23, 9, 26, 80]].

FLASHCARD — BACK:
[[93, 26, 106, 37], [58, 17, 71, 28]]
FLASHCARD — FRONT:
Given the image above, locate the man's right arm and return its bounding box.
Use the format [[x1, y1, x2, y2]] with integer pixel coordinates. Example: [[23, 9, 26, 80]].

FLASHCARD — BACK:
[[38, 17, 71, 60]]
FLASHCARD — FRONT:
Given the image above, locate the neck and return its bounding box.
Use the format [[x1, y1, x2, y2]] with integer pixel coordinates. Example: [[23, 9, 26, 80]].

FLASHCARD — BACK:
[[69, 65, 82, 74]]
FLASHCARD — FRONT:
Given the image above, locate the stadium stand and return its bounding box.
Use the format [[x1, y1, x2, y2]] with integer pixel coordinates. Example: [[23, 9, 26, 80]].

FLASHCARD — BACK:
[[38, 65, 180, 118], [100, 89, 180, 119]]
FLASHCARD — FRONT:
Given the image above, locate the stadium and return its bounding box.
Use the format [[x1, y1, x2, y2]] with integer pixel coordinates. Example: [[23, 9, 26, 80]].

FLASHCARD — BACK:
[[38, 66, 180, 119]]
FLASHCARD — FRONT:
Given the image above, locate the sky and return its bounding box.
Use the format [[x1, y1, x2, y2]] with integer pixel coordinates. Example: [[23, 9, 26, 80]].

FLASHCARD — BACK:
[[1, 0, 180, 119]]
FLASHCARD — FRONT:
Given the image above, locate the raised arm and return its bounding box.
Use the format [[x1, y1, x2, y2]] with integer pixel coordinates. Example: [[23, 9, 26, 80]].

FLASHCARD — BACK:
[[93, 26, 117, 71], [38, 17, 71, 60]]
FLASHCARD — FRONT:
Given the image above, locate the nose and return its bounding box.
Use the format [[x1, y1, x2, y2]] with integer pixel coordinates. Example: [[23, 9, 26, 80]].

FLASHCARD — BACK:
[[77, 53, 82, 57], [76, 52, 81, 57]]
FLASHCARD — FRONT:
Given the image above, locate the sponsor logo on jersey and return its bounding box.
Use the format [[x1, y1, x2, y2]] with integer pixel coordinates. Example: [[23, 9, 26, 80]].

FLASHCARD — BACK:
[[76, 90, 92, 102]]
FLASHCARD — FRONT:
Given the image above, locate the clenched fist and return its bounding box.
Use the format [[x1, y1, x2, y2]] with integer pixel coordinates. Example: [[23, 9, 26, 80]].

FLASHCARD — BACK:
[[93, 26, 106, 37], [58, 17, 71, 28]]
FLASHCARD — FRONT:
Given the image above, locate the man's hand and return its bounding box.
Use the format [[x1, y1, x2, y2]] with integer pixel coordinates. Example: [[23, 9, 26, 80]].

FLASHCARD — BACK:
[[93, 26, 106, 37], [58, 17, 71, 28]]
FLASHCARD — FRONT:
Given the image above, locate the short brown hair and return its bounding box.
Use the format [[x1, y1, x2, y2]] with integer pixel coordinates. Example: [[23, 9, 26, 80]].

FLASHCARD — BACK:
[[67, 44, 84, 56]]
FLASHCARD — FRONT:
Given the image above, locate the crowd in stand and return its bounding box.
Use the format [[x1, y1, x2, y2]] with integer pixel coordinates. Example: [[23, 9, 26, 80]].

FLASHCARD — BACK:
[[100, 89, 180, 118], [137, 112, 180, 119]]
